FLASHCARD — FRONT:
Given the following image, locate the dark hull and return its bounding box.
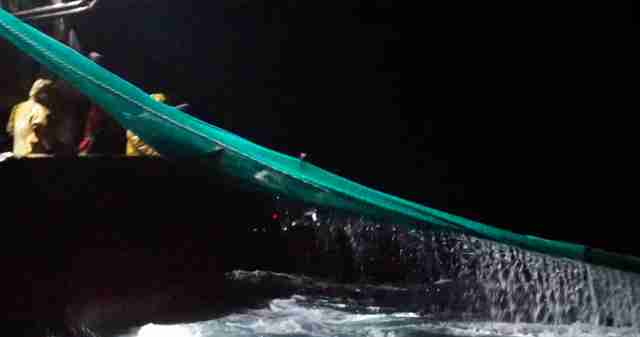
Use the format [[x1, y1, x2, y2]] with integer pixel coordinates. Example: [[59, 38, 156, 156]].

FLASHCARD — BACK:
[[1, 157, 282, 331]]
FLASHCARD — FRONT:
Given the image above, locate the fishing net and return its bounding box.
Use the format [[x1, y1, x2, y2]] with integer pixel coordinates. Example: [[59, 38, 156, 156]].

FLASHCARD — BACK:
[[1, 8, 637, 273]]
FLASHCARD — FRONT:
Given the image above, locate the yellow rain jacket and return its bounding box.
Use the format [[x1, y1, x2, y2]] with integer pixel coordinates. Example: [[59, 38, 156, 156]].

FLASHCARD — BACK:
[[6, 79, 53, 157]]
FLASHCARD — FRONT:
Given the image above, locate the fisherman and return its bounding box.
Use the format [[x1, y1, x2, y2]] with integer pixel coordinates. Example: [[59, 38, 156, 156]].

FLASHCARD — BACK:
[[77, 52, 126, 156], [77, 53, 104, 155], [5, 77, 88, 157], [5, 78, 55, 157]]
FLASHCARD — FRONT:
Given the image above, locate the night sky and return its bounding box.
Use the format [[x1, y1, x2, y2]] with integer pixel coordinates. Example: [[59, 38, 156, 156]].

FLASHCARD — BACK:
[[1, 2, 613, 254]]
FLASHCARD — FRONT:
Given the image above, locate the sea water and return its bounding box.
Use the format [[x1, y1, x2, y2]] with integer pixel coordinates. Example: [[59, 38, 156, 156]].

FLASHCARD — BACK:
[[111, 295, 640, 337], [88, 209, 640, 337]]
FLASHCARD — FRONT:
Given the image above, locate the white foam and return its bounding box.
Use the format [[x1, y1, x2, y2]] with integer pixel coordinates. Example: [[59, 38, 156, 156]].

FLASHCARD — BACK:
[[390, 312, 419, 318], [136, 323, 198, 337], [114, 297, 640, 337]]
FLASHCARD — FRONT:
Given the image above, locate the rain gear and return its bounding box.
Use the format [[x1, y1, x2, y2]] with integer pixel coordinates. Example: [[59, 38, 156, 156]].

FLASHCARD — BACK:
[[6, 79, 53, 156]]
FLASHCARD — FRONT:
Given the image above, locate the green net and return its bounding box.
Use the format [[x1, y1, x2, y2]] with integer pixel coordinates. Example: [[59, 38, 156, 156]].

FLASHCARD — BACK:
[[1, 8, 637, 273]]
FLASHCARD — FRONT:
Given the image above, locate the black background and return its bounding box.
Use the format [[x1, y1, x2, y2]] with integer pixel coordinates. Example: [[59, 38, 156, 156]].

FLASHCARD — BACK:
[[1, 1, 617, 255]]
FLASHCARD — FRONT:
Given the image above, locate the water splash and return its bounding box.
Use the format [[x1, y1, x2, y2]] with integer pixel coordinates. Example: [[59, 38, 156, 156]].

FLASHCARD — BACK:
[[274, 207, 640, 327]]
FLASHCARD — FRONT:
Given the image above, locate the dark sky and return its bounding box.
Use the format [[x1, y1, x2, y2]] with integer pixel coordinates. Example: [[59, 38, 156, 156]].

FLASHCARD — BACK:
[[1, 1, 608, 252]]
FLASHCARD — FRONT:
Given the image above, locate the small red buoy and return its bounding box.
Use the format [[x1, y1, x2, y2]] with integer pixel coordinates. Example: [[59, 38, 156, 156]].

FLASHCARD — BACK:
[[272, 213, 279, 220]]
